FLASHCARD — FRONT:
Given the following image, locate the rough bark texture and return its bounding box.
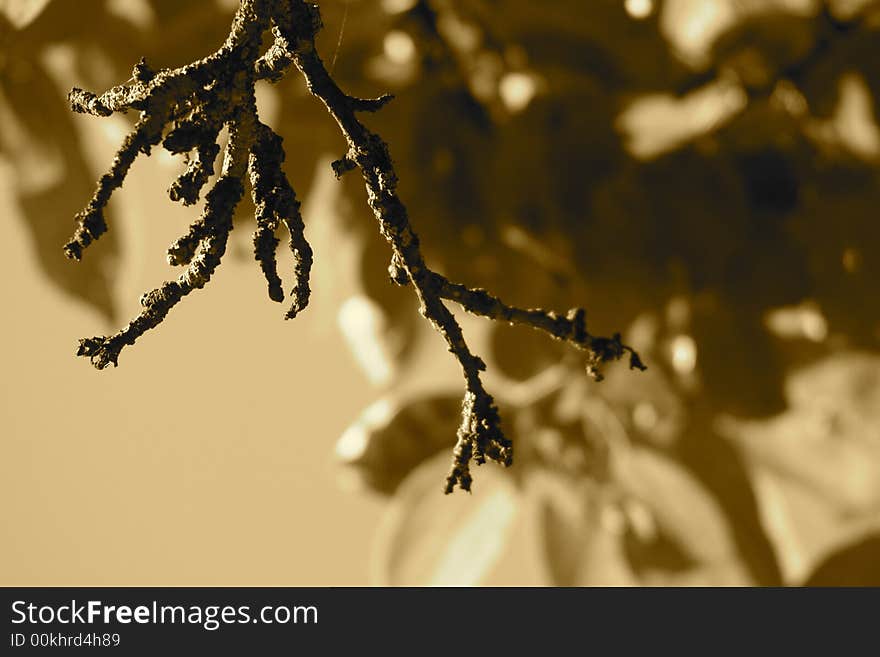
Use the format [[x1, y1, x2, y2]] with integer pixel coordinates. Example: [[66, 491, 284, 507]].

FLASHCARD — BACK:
[[65, 0, 644, 492]]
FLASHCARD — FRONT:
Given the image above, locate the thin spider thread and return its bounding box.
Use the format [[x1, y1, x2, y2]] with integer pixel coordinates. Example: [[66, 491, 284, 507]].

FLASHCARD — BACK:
[[329, 0, 349, 74]]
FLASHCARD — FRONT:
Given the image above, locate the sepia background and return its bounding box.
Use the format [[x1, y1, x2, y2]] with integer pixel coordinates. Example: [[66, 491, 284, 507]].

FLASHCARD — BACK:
[[2, 0, 879, 586]]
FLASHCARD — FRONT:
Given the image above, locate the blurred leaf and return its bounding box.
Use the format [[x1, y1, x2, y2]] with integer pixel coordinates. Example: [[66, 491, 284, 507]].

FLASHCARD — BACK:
[[621, 503, 696, 577], [591, 322, 687, 447], [356, 228, 420, 373], [720, 352, 880, 583], [488, 321, 567, 383], [793, 166, 880, 344], [336, 393, 462, 495], [0, 58, 117, 318], [613, 445, 743, 571], [373, 451, 519, 585], [492, 82, 619, 240], [663, 0, 817, 71], [143, 2, 238, 69], [376, 84, 495, 284], [526, 444, 749, 586], [711, 11, 816, 91], [0, 0, 52, 29], [276, 82, 351, 200], [525, 469, 626, 586], [827, 0, 880, 21], [690, 299, 787, 416], [725, 352, 880, 513], [803, 533, 880, 586], [617, 80, 747, 160], [337, 294, 404, 386], [537, 493, 585, 585]]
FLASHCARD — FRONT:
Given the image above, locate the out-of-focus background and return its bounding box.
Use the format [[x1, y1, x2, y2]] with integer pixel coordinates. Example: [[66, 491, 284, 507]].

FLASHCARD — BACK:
[[2, 0, 879, 586]]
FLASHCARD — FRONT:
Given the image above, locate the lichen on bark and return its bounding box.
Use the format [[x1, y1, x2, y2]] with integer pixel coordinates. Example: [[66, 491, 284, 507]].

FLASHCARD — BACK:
[[65, 0, 645, 492]]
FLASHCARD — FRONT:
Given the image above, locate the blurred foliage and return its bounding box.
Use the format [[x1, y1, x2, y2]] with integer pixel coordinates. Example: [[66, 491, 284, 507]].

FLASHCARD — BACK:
[[3, 0, 880, 584]]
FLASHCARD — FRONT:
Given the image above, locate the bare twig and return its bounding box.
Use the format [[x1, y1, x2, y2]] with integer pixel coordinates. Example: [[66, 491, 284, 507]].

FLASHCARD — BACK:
[[65, 0, 644, 492]]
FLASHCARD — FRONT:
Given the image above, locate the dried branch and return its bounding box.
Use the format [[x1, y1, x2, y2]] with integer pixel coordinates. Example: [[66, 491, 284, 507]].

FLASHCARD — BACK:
[[64, 0, 644, 492], [67, 0, 310, 366]]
